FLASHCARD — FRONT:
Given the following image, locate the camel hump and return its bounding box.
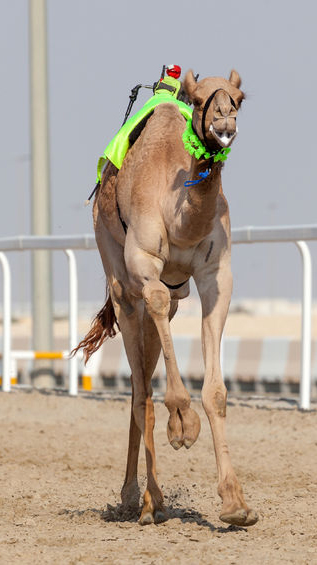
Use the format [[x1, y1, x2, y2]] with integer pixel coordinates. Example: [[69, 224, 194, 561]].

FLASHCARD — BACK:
[[97, 93, 192, 175]]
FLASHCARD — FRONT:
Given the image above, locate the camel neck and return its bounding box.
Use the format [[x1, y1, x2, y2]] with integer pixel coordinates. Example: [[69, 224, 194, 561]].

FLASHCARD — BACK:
[[177, 158, 223, 245], [187, 158, 222, 209]]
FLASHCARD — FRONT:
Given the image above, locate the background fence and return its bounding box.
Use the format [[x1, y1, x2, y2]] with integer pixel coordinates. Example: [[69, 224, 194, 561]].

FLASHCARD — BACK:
[[0, 224, 316, 408]]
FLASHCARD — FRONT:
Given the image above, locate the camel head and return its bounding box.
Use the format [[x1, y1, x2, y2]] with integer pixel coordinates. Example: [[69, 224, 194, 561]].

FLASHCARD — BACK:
[[183, 70, 244, 151]]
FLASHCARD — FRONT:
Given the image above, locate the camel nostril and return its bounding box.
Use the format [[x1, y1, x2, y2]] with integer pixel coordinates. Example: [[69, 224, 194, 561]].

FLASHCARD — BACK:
[[209, 124, 238, 147], [215, 130, 233, 139]]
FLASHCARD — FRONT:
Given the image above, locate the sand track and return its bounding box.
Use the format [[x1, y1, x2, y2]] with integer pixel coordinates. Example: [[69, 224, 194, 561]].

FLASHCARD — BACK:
[[0, 391, 316, 564]]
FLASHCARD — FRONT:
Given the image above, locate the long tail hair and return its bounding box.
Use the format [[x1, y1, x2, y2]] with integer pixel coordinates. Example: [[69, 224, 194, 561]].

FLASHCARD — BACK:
[[71, 286, 119, 363]]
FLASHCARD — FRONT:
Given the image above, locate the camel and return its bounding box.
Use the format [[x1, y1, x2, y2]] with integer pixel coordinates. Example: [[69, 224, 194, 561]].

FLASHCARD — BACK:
[[76, 69, 258, 527]]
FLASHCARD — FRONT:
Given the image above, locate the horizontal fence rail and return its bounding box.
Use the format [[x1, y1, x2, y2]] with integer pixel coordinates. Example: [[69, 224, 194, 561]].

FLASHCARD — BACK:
[[232, 224, 317, 243], [0, 234, 97, 251], [0, 224, 315, 408]]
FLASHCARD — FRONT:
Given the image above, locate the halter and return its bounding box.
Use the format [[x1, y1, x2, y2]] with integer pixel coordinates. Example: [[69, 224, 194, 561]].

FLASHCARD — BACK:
[[200, 88, 237, 149], [183, 88, 236, 188]]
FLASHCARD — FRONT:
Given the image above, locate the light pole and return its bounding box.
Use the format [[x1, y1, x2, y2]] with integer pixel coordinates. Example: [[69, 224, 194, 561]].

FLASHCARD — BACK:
[[29, 0, 53, 382]]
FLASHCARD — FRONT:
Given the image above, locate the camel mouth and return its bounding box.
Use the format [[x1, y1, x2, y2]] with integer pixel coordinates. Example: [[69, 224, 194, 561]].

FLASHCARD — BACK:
[[209, 125, 238, 148]]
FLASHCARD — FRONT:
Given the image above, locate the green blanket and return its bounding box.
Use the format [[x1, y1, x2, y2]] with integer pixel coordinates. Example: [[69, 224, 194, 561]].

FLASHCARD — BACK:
[[97, 92, 193, 181]]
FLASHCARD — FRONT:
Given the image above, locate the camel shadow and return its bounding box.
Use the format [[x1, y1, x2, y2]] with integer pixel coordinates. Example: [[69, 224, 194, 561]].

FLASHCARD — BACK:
[[62, 503, 246, 533], [59, 503, 247, 534]]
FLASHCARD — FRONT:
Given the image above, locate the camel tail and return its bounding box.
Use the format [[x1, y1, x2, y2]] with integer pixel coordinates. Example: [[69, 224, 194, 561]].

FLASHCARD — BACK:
[[71, 290, 119, 363]]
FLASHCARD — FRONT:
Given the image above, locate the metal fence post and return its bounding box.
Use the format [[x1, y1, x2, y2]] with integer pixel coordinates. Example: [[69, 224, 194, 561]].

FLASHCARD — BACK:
[[64, 250, 78, 396], [295, 241, 312, 410], [0, 253, 12, 392]]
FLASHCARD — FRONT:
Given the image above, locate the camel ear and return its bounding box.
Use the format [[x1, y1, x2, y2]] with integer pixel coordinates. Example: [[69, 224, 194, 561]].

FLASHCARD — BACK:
[[183, 70, 204, 106], [229, 69, 241, 89]]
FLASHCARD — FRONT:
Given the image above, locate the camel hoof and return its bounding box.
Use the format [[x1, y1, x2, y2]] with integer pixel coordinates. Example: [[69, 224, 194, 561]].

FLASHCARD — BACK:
[[167, 413, 183, 449], [170, 439, 183, 450], [139, 511, 154, 526], [220, 508, 247, 526], [181, 408, 201, 448], [154, 509, 167, 524], [183, 437, 195, 449], [244, 509, 259, 526]]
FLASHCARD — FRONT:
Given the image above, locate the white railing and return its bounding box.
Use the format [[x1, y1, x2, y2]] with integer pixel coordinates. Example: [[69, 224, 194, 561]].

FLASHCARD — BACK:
[[0, 253, 11, 392], [0, 245, 81, 395], [0, 224, 315, 408]]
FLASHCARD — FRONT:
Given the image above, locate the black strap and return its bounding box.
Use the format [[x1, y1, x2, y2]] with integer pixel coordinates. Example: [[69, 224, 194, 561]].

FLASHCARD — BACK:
[[86, 181, 100, 203], [201, 89, 236, 148], [161, 278, 189, 289], [128, 111, 154, 146], [116, 200, 128, 234], [155, 82, 176, 95]]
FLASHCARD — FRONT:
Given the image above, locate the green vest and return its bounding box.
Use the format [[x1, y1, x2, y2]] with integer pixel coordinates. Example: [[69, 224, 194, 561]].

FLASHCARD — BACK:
[[97, 91, 192, 180]]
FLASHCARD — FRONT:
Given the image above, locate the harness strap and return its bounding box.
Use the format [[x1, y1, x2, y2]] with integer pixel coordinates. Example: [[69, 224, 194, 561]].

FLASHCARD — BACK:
[[201, 89, 236, 148], [116, 200, 128, 234], [154, 82, 177, 95], [160, 278, 189, 290]]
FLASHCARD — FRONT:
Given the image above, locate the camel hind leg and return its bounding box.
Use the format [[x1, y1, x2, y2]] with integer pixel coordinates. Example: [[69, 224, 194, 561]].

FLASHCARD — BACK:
[[122, 299, 179, 524], [110, 290, 167, 525], [120, 381, 142, 511], [120, 304, 162, 521], [137, 300, 179, 524]]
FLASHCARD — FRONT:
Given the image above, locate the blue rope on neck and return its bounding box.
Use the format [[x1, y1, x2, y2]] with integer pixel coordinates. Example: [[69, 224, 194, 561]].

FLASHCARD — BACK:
[[184, 169, 210, 187], [183, 147, 231, 188]]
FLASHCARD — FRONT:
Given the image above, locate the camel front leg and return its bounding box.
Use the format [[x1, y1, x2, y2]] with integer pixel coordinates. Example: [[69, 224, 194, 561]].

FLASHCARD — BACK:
[[195, 263, 258, 527], [124, 234, 200, 450], [142, 280, 201, 450]]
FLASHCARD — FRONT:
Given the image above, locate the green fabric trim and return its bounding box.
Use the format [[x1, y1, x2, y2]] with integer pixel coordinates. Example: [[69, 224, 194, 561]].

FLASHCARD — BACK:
[[182, 120, 232, 162], [97, 93, 193, 178], [182, 120, 211, 160]]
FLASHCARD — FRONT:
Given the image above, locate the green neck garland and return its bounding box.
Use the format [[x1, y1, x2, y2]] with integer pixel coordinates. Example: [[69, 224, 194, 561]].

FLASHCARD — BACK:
[[182, 120, 231, 163]]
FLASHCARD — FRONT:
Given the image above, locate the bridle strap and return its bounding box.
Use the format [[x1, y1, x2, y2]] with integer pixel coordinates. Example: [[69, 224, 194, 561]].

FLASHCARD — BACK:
[[201, 88, 237, 148]]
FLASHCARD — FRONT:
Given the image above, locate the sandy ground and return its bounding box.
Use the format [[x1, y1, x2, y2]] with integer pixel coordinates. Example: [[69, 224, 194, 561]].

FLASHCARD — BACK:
[[0, 391, 316, 565]]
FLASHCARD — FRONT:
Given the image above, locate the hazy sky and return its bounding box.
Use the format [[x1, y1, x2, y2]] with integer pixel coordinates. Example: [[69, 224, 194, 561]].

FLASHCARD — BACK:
[[1, 0, 317, 311]]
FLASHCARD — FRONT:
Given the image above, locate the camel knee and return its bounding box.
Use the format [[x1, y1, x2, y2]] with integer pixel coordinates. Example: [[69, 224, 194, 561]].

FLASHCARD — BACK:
[[202, 382, 227, 418], [165, 389, 191, 413], [142, 281, 170, 319]]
